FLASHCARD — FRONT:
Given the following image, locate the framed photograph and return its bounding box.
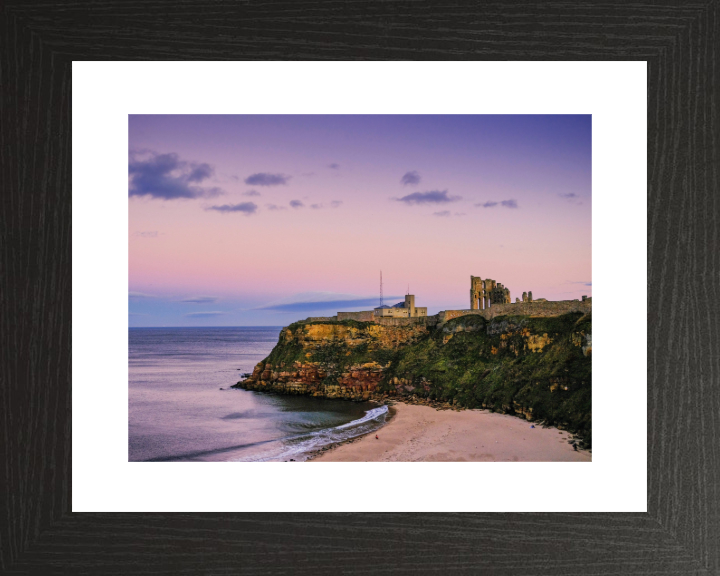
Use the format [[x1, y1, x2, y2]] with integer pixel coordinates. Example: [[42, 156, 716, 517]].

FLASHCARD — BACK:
[[73, 62, 644, 514], [126, 113, 595, 468], [4, 3, 718, 574]]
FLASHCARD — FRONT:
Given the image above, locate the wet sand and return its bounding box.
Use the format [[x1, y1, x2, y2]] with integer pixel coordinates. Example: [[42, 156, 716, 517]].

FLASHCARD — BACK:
[[312, 402, 591, 462]]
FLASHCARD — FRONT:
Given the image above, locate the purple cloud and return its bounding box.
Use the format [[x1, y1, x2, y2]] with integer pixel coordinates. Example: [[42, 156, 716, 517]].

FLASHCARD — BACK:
[[244, 173, 290, 186], [396, 190, 461, 205], [129, 151, 222, 200], [187, 163, 213, 183], [290, 200, 304, 209], [401, 171, 421, 186], [206, 202, 257, 215], [476, 199, 518, 209]]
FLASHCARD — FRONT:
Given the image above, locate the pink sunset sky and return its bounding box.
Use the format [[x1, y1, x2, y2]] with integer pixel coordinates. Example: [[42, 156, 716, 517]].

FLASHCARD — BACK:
[[129, 115, 591, 326]]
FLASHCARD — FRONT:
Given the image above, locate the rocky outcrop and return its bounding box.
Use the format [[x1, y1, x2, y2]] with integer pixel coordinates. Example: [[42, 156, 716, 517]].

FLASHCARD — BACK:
[[278, 321, 428, 350], [233, 311, 593, 445], [234, 320, 428, 401], [239, 359, 388, 401]]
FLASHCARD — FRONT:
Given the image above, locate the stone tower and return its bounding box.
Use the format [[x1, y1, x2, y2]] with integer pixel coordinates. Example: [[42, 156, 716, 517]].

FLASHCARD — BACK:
[[404, 294, 415, 317], [470, 276, 510, 309]]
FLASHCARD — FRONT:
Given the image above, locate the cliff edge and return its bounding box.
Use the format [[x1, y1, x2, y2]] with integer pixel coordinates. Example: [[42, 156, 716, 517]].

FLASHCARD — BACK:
[[234, 311, 592, 445]]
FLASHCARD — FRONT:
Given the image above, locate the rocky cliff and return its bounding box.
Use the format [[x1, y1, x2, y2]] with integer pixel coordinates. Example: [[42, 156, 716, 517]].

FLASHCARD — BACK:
[[233, 312, 592, 444]]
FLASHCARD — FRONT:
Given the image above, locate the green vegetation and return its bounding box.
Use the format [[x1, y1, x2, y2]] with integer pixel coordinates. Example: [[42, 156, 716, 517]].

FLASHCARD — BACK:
[[260, 313, 592, 446], [381, 313, 591, 443], [264, 319, 399, 385]]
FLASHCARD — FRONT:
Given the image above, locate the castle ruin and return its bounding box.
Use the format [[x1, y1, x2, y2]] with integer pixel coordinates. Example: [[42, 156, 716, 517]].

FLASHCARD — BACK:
[[470, 276, 511, 309], [306, 274, 590, 326]]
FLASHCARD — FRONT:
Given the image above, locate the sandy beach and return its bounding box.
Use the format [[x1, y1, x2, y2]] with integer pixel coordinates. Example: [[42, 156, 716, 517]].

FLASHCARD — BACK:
[[312, 403, 591, 462]]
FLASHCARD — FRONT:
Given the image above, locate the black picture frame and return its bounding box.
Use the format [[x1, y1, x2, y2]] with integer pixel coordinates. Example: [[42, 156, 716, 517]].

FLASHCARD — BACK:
[[2, 2, 717, 574]]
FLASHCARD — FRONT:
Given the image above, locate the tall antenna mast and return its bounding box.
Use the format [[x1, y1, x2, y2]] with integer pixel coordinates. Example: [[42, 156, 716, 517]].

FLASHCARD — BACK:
[[380, 270, 384, 307]]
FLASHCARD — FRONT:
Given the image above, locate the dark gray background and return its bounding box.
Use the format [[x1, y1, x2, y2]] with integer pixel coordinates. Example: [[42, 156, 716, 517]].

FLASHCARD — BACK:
[[1, 2, 718, 574]]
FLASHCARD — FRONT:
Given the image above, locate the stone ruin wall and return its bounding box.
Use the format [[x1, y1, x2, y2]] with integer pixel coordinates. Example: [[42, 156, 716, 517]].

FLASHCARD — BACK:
[[470, 276, 511, 310], [336, 311, 375, 322], [374, 315, 439, 327], [439, 299, 592, 323], [306, 297, 591, 327]]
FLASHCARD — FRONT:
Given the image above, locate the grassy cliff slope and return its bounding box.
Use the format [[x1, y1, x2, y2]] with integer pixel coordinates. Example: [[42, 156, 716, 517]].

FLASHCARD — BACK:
[[234, 312, 592, 444]]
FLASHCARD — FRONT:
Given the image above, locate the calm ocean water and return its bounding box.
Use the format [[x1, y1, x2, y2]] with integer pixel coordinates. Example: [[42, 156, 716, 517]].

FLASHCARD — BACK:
[[129, 327, 388, 462]]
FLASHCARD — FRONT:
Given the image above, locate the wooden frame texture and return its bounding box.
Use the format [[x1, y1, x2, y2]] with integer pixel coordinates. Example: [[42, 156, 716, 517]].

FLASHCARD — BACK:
[[1, 2, 718, 574]]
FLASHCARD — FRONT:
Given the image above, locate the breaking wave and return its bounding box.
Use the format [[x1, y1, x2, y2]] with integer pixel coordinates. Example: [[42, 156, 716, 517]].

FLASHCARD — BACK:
[[233, 405, 389, 462]]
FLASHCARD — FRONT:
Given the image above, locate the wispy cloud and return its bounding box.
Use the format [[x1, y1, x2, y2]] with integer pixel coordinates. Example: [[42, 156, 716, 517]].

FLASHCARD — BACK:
[[128, 151, 222, 200], [256, 292, 401, 313], [266, 203, 286, 211], [184, 311, 227, 318], [568, 281, 592, 287], [330, 200, 343, 208], [206, 202, 258, 215], [129, 291, 156, 299], [559, 192, 583, 204], [310, 203, 323, 209], [396, 190, 461, 205], [433, 210, 466, 217], [133, 231, 159, 238], [290, 200, 304, 209], [476, 199, 518, 209], [244, 173, 290, 186], [243, 190, 261, 197], [401, 171, 421, 186], [180, 296, 218, 304], [328, 163, 340, 170]]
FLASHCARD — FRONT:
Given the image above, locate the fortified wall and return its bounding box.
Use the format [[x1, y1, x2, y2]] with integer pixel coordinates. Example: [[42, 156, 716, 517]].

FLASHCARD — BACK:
[[337, 311, 375, 322], [306, 314, 439, 326], [306, 299, 590, 327], [438, 298, 592, 324], [303, 275, 591, 327]]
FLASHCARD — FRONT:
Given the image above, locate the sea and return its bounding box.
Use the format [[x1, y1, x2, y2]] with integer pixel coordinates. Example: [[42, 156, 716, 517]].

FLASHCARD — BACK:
[[128, 327, 389, 462]]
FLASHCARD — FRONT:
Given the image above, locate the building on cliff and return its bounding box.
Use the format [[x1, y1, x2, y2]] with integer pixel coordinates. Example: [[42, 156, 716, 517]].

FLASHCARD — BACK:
[[309, 277, 590, 325], [373, 294, 427, 318], [332, 295, 427, 322], [470, 276, 512, 309]]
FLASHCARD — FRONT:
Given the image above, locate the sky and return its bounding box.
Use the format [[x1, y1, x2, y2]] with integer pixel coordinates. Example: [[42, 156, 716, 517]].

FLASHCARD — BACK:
[[129, 115, 591, 327]]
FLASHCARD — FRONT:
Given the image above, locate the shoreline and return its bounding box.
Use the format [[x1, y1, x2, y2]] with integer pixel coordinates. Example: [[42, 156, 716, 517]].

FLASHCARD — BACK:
[[310, 402, 591, 462], [304, 404, 397, 461]]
